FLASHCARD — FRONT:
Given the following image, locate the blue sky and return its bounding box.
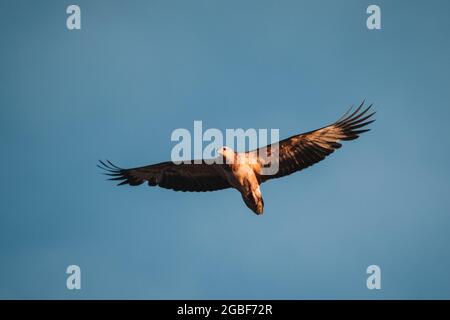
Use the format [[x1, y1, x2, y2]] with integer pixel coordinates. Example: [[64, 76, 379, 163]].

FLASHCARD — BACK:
[[1, 0, 450, 299]]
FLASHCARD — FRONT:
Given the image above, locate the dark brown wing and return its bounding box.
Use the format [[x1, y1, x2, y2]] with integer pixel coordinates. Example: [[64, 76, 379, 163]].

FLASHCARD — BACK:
[[98, 159, 231, 192], [250, 102, 375, 182]]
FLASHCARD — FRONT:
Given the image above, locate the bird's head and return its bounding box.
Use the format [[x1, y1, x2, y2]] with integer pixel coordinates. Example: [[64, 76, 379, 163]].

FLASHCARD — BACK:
[[217, 146, 236, 164]]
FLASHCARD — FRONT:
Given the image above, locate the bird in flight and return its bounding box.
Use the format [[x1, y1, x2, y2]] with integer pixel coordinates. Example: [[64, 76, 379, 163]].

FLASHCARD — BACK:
[[99, 102, 375, 215]]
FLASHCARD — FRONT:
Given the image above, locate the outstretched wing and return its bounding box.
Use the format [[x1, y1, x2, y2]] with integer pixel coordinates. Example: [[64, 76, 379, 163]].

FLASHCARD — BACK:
[[250, 102, 375, 182], [98, 160, 231, 192]]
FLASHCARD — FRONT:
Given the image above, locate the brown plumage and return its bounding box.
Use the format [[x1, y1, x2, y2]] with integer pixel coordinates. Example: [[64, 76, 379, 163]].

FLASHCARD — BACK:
[[99, 102, 375, 215]]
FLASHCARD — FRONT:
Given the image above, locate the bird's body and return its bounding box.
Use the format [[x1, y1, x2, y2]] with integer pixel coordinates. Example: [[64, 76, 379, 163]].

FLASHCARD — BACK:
[[99, 103, 375, 215], [224, 157, 264, 214]]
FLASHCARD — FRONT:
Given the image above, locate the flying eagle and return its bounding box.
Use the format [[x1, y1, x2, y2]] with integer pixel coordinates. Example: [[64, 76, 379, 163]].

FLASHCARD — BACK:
[[99, 103, 375, 215]]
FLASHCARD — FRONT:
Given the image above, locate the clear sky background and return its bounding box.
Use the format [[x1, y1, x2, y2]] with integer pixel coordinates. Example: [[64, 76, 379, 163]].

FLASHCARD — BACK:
[[1, 0, 450, 299]]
